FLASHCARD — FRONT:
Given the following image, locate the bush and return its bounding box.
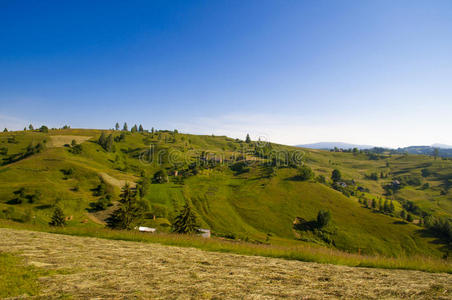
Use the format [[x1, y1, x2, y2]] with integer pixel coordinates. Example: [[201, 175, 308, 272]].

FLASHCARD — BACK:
[[297, 165, 314, 181]]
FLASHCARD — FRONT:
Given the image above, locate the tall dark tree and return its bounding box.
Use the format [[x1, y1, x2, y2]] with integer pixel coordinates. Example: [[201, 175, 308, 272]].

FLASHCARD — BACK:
[[105, 134, 115, 152], [131, 124, 138, 133], [115, 122, 120, 130], [151, 127, 155, 133], [331, 169, 342, 182], [3, 128, 7, 132], [138, 124, 144, 132], [28, 124, 34, 130], [123, 122, 128, 131], [107, 183, 144, 229], [245, 133, 251, 143], [371, 198, 376, 209], [49, 206, 66, 227], [316, 210, 331, 228], [172, 203, 199, 234], [98, 131, 106, 147]]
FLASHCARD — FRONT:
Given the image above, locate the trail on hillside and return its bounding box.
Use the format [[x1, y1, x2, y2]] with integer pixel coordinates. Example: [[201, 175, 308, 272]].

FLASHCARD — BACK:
[[0, 228, 450, 299]]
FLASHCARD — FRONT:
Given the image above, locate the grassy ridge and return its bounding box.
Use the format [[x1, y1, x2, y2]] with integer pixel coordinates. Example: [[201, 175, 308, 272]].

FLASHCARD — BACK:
[[0, 129, 451, 261], [1, 220, 451, 273]]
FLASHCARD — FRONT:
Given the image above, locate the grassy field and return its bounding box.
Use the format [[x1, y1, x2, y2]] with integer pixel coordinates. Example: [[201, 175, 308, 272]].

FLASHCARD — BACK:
[[1, 220, 451, 274], [0, 128, 451, 263], [1, 228, 451, 299]]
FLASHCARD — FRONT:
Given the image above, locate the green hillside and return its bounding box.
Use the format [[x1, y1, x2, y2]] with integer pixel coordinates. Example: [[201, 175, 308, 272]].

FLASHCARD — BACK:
[[0, 127, 451, 259]]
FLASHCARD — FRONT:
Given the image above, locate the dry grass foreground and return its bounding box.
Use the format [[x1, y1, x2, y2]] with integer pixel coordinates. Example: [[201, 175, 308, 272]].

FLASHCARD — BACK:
[[0, 228, 451, 299]]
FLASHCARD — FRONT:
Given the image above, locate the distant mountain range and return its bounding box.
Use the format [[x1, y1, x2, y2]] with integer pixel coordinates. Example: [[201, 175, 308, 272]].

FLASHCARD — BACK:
[[296, 142, 374, 150], [296, 142, 452, 157]]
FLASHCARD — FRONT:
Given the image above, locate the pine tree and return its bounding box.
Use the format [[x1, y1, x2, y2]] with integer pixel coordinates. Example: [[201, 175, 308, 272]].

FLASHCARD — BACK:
[[331, 169, 342, 182], [98, 131, 107, 148], [131, 124, 138, 133], [151, 127, 154, 133], [3, 128, 7, 132], [389, 200, 395, 213], [24, 127, 27, 131], [29, 124, 34, 130], [123, 122, 128, 131], [138, 124, 144, 132], [172, 203, 199, 234], [107, 183, 144, 229], [49, 206, 66, 227], [115, 122, 120, 130], [245, 133, 251, 143], [383, 199, 389, 212], [105, 134, 115, 152]]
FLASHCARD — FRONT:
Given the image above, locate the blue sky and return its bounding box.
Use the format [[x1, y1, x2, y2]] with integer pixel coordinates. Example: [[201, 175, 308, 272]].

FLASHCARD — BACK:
[[1, 0, 451, 147]]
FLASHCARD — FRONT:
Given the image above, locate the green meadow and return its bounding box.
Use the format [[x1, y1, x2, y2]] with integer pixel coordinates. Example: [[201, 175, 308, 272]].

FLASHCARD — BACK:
[[0, 128, 451, 272]]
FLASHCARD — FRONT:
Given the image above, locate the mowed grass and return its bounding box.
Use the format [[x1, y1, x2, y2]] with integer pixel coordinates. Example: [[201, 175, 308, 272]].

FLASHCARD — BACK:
[[1, 220, 451, 274]]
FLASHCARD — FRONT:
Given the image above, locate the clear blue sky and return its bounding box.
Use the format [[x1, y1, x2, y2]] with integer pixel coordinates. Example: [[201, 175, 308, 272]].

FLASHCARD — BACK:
[[1, 0, 451, 147]]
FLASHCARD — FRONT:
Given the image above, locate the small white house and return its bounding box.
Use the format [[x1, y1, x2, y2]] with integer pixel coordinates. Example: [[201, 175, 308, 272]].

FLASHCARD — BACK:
[[198, 228, 211, 238], [136, 226, 156, 233]]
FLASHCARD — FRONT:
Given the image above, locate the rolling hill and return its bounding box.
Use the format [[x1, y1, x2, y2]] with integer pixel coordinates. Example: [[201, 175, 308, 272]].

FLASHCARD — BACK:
[[0, 127, 451, 260]]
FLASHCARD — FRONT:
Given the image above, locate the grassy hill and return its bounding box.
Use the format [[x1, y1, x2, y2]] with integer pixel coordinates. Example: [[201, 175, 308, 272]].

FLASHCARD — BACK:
[[0, 127, 451, 261]]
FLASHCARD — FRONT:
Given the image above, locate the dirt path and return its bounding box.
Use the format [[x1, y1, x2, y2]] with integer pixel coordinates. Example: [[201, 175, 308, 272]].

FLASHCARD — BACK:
[[99, 172, 136, 188], [0, 228, 450, 299]]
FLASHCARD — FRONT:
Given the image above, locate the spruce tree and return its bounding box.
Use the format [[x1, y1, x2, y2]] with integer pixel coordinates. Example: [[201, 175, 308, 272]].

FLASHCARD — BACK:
[[115, 122, 120, 130], [105, 134, 114, 152], [172, 203, 199, 234], [107, 183, 143, 229], [138, 124, 144, 132], [98, 131, 107, 148], [49, 206, 66, 227], [131, 124, 138, 133], [3, 128, 7, 132], [29, 124, 34, 130], [371, 198, 376, 209], [245, 133, 251, 143], [331, 169, 342, 182], [123, 122, 128, 131], [389, 200, 395, 213], [383, 199, 389, 212]]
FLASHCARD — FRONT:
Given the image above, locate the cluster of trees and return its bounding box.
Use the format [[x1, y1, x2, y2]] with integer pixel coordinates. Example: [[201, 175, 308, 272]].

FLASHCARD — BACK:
[[7, 188, 41, 205], [98, 132, 115, 152], [115, 122, 145, 133], [89, 181, 114, 211], [359, 197, 395, 214], [424, 215, 452, 243]]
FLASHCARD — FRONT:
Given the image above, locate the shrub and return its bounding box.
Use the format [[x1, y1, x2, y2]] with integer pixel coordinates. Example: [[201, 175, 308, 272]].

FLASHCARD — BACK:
[[297, 165, 314, 181]]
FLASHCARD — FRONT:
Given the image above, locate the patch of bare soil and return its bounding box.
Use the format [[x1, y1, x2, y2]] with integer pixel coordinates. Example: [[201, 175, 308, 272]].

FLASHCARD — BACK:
[[99, 172, 136, 188], [0, 228, 450, 299], [48, 135, 92, 147]]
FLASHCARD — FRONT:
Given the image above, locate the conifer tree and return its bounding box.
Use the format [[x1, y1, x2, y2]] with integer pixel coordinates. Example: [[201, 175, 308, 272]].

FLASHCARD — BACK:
[[371, 198, 376, 209], [105, 134, 115, 152], [49, 206, 66, 227], [172, 203, 199, 234], [98, 131, 106, 147], [245, 133, 251, 143], [115, 122, 120, 130], [107, 183, 144, 229], [123, 122, 128, 131], [138, 124, 144, 132], [389, 200, 395, 213], [3, 128, 7, 132], [131, 124, 138, 133], [29, 124, 34, 130], [378, 198, 383, 211], [383, 199, 389, 212]]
